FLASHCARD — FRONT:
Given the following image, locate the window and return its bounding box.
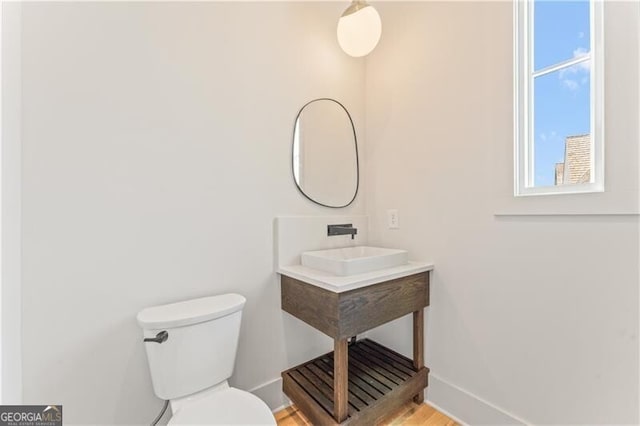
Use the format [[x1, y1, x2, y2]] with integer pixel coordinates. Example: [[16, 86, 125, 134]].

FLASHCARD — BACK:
[[514, 0, 604, 196]]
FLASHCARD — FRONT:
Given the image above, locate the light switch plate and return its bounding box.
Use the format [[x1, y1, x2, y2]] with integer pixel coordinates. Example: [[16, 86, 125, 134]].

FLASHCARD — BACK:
[[387, 209, 399, 229]]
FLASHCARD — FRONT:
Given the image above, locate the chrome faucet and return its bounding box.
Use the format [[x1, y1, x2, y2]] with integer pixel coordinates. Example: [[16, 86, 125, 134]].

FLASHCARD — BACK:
[[327, 223, 358, 240]]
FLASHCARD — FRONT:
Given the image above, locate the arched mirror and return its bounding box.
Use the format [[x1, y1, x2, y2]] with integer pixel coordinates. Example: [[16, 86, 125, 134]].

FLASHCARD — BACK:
[[292, 98, 359, 208]]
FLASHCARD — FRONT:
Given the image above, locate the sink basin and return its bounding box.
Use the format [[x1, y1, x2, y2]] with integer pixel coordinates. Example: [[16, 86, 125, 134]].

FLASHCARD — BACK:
[[301, 246, 409, 276]]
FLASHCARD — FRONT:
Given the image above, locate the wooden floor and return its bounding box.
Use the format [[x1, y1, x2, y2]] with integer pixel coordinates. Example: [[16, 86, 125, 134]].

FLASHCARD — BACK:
[[275, 402, 458, 426]]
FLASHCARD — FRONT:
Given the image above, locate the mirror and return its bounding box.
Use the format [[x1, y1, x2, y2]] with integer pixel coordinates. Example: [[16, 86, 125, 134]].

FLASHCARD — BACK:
[[292, 98, 359, 208]]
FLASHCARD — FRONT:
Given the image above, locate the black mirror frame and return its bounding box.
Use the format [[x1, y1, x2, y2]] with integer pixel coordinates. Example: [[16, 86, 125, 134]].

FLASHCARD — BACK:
[[291, 98, 360, 208]]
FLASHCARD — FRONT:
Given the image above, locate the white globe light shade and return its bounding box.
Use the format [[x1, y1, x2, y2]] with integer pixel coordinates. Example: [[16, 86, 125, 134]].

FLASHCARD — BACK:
[[337, 4, 382, 57]]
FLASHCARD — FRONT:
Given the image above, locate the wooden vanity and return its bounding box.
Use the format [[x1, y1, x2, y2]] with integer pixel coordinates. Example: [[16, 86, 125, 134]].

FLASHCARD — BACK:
[[280, 271, 430, 425]]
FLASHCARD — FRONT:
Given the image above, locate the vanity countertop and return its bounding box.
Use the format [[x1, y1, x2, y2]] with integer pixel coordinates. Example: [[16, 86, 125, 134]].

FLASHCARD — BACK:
[[278, 261, 434, 293]]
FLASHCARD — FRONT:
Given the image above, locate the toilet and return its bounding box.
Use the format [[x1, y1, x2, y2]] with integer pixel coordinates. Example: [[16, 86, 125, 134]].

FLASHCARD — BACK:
[[137, 293, 276, 425]]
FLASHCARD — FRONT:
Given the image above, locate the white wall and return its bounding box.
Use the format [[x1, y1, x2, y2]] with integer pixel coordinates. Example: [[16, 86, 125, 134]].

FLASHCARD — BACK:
[[365, 1, 639, 424], [1, 1, 23, 404], [17, 2, 365, 424]]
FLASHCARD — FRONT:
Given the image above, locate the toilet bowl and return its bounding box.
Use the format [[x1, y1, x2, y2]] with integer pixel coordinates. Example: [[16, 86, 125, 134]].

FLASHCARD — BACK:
[[137, 294, 276, 425], [168, 384, 275, 425]]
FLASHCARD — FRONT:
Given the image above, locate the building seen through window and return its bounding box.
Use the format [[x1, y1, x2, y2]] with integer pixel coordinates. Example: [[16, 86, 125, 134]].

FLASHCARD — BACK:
[[554, 134, 590, 185]]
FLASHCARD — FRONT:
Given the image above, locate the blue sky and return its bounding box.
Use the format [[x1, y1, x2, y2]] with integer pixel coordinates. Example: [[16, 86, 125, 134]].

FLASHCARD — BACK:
[[533, 0, 591, 187]]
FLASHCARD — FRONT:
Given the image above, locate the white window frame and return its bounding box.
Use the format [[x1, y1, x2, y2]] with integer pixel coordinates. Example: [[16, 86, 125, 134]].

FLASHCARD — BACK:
[[514, 0, 604, 196]]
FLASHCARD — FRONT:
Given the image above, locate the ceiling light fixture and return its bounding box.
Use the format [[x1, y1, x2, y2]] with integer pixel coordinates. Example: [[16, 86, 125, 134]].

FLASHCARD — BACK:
[[336, 0, 382, 57]]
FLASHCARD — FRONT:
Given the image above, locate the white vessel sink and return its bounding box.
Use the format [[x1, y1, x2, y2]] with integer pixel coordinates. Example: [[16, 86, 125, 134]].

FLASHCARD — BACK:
[[301, 246, 409, 276]]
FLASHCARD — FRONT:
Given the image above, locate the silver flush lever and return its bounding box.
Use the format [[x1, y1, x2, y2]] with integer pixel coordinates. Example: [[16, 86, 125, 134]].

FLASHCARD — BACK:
[[144, 330, 168, 344]]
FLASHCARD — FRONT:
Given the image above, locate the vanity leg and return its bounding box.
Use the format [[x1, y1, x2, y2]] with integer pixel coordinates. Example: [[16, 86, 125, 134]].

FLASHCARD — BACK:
[[334, 338, 349, 422], [413, 309, 425, 404]]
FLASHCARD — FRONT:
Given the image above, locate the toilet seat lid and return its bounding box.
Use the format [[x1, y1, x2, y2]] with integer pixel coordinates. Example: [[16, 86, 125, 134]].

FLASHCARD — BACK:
[[138, 294, 246, 329], [168, 388, 276, 425]]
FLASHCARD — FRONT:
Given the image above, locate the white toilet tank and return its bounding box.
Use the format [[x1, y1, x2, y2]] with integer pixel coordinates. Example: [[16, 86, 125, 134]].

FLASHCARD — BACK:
[[137, 294, 246, 400]]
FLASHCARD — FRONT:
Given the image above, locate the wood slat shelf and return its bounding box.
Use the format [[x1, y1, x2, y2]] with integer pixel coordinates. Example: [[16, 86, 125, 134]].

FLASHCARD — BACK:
[[282, 339, 429, 425]]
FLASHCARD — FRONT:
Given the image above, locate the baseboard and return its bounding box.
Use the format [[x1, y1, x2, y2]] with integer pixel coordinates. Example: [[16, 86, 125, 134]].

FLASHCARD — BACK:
[[248, 377, 290, 413], [427, 374, 529, 425]]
